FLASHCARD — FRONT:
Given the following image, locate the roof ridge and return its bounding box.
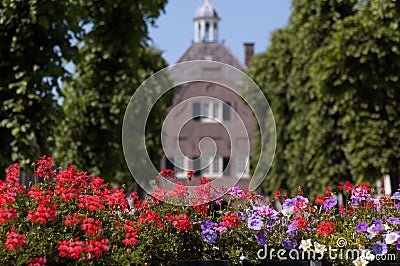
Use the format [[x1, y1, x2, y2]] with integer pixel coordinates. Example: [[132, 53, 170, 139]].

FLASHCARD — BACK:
[[175, 43, 246, 71]]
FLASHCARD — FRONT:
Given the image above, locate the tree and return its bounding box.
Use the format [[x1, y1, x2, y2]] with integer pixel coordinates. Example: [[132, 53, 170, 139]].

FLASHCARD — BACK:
[[0, 0, 78, 172], [251, 0, 400, 196], [55, 0, 170, 186], [248, 28, 293, 194], [249, 0, 363, 196], [0, 0, 169, 186], [310, 0, 400, 191]]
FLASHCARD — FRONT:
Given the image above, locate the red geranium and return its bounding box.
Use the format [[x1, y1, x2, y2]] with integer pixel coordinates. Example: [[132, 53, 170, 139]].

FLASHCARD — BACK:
[[316, 221, 335, 237]]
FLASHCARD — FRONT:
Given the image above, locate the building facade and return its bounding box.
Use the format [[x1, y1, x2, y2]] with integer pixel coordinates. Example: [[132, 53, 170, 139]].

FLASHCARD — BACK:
[[161, 0, 256, 189]]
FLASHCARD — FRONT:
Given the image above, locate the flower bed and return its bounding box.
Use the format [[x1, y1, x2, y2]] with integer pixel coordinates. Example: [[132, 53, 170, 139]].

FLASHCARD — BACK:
[[0, 156, 400, 265]]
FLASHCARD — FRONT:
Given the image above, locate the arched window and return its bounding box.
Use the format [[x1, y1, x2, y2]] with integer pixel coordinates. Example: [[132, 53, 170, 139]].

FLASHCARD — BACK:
[[213, 22, 218, 41], [205, 22, 210, 42]]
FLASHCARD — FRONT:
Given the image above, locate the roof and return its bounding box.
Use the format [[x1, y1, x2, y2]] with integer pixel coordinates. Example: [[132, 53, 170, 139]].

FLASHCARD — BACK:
[[176, 43, 246, 70], [194, 0, 219, 19]]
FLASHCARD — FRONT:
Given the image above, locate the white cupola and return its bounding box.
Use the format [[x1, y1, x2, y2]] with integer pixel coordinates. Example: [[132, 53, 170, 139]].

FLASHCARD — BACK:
[[194, 0, 220, 43]]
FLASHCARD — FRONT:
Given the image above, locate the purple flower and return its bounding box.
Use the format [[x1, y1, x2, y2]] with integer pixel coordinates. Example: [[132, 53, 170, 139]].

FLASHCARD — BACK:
[[356, 221, 369, 232], [387, 217, 400, 225], [397, 239, 400, 251], [324, 198, 337, 211], [286, 223, 298, 238], [282, 239, 297, 250], [237, 211, 245, 221], [215, 198, 223, 205], [214, 225, 227, 232], [372, 242, 388, 255], [256, 205, 278, 218], [255, 232, 268, 245], [201, 229, 217, 243], [267, 218, 279, 228], [391, 191, 400, 200], [228, 186, 244, 197], [371, 220, 383, 233], [201, 220, 215, 230], [248, 215, 264, 230], [351, 187, 371, 205], [283, 198, 296, 213]]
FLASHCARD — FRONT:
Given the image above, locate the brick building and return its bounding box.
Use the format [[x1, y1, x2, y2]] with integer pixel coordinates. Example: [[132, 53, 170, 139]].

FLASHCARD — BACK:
[[161, 0, 256, 189]]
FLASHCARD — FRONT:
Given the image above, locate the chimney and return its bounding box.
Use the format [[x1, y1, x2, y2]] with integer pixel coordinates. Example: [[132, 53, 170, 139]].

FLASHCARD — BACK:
[[244, 42, 254, 67]]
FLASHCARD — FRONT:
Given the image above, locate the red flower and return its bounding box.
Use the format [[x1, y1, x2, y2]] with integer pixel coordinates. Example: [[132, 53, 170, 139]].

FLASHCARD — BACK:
[[324, 187, 332, 198], [81, 218, 103, 236], [152, 187, 169, 201], [338, 204, 345, 214], [170, 182, 189, 200], [130, 191, 140, 201], [316, 221, 335, 237], [6, 163, 20, 185], [28, 257, 46, 266], [187, 170, 194, 181], [123, 221, 140, 246], [58, 238, 108, 260], [65, 213, 84, 226], [314, 194, 326, 205], [192, 204, 208, 216], [77, 194, 104, 212], [164, 212, 173, 222], [274, 188, 282, 199], [137, 210, 163, 228], [4, 228, 25, 250], [0, 207, 18, 224], [199, 177, 210, 185], [293, 215, 309, 230], [158, 168, 175, 179], [221, 211, 241, 229], [34, 155, 54, 179], [102, 188, 128, 210], [171, 214, 192, 231], [26, 203, 57, 224], [84, 239, 108, 260], [338, 181, 353, 192]]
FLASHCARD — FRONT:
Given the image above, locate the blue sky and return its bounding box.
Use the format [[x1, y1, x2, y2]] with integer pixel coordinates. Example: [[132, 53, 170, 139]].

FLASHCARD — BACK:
[[149, 0, 292, 65]]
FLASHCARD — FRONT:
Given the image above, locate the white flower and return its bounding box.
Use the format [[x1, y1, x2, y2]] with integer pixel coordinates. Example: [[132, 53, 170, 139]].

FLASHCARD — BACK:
[[353, 257, 369, 266], [282, 209, 292, 217], [384, 232, 400, 245], [314, 242, 327, 255], [366, 226, 378, 239], [299, 239, 313, 251], [383, 223, 390, 231], [239, 254, 246, 261], [360, 249, 375, 261]]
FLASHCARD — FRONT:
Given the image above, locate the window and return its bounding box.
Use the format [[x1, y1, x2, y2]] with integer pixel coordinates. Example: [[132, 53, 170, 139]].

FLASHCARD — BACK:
[[236, 156, 249, 178], [202, 156, 223, 177], [193, 101, 229, 123], [205, 22, 210, 42], [167, 156, 188, 178]]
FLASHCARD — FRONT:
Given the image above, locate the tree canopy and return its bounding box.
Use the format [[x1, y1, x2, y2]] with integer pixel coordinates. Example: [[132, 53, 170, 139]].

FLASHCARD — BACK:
[[249, 0, 400, 196], [0, 0, 169, 187]]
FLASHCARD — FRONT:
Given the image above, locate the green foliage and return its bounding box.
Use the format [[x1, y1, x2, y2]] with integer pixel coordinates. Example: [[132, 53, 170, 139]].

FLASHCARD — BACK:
[[249, 0, 400, 196], [0, 0, 78, 170], [310, 0, 400, 189], [0, 0, 169, 186]]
